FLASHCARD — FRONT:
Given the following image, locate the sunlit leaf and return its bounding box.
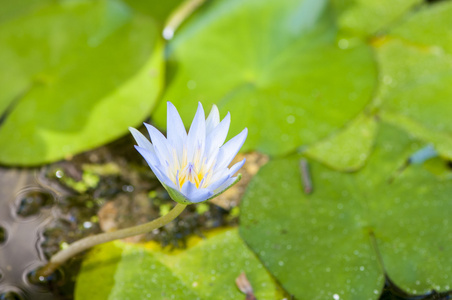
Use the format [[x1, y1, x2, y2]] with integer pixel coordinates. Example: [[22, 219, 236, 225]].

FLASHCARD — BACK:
[[152, 0, 376, 156], [122, 0, 184, 24], [374, 1, 452, 159], [240, 122, 452, 299], [304, 113, 378, 171], [0, 0, 166, 165], [0, 0, 53, 23], [332, 0, 421, 37], [75, 229, 277, 300]]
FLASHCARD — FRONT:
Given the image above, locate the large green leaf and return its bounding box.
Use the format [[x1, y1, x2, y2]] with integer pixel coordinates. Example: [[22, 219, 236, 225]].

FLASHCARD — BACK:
[[303, 112, 378, 171], [0, 0, 164, 165], [122, 0, 184, 24], [332, 0, 421, 37], [374, 1, 452, 159], [240, 122, 452, 299], [152, 0, 376, 156], [0, 0, 53, 23], [75, 229, 278, 300]]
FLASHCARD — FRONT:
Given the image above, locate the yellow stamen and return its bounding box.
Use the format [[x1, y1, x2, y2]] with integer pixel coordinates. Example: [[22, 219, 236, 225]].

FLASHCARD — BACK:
[[171, 147, 217, 190]]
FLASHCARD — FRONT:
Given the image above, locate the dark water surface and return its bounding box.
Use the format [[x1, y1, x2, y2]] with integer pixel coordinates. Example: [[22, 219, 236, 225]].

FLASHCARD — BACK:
[[0, 168, 54, 300]]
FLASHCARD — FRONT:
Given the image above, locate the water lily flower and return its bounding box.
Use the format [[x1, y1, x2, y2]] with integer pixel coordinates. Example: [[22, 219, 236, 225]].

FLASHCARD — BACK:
[[130, 102, 247, 204]]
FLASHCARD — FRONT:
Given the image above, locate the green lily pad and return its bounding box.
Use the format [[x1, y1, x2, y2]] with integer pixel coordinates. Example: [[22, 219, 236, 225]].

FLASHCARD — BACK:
[[75, 229, 277, 300], [0, 0, 53, 23], [240, 122, 452, 299], [304, 113, 378, 171], [122, 0, 183, 24], [332, 0, 421, 37], [152, 0, 376, 156], [374, 1, 452, 159], [0, 0, 164, 165]]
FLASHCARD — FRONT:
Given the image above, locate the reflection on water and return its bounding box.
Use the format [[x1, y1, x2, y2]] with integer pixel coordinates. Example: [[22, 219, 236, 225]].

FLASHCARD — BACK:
[[0, 168, 54, 300]]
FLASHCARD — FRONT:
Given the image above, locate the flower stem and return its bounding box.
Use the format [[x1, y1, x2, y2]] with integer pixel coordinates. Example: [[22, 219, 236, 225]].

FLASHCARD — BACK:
[[36, 203, 187, 278], [163, 0, 206, 39]]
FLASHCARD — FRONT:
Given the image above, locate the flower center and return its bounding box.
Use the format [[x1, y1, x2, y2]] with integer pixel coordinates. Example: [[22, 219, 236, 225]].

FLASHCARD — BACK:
[[170, 146, 215, 190], [177, 162, 205, 189]]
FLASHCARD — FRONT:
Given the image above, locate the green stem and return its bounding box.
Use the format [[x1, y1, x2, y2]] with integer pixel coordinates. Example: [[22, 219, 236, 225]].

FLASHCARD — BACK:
[[37, 203, 187, 278], [163, 0, 206, 39]]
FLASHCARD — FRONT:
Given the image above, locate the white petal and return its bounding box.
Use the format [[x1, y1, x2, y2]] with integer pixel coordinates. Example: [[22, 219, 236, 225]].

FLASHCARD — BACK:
[[205, 112, 230, 158], [207, 156, 244, 191], [215, 128, 247, 170], [181, 181, 213, 203], [204, 147, 219, 171], [135, 146, 177, 190], [129, 127, 153, 151], [205, 104, 220, 135], [206, 174, 231, 192], [144, 123, 172, 165], [166, 102, 187, 148], [208, 167, 229, 186], [186, 102, 206, 162], [153, 167, 179, 191], [228, 158, 245, 176], [212, 176, 237, 195], [135, 145, 158, 166]]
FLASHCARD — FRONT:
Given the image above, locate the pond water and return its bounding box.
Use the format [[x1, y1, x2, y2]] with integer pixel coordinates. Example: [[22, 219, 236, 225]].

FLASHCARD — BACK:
[[0, 169, 54, 300]]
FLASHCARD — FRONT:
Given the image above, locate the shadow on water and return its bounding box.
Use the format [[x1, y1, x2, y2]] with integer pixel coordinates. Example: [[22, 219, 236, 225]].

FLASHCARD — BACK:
[[380, 276, 451, 300]]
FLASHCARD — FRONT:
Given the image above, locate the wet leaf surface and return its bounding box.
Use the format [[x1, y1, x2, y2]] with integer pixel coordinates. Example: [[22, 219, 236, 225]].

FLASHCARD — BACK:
[[75, 229, 277, 300], [374, 1, 452, 159], [304, 113, 378, 172], [240, 122, 452, 299]]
